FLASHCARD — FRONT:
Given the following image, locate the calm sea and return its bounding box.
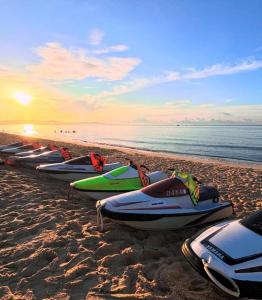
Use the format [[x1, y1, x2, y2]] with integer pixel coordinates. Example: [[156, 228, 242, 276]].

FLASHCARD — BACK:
[[1, 124, 262, 164]]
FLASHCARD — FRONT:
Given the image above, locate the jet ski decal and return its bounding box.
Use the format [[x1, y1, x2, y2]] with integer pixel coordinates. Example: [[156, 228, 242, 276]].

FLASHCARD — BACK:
[[235, 265, 262, 273], [122, 205, 182, 210], [111, 201, 145, 207]]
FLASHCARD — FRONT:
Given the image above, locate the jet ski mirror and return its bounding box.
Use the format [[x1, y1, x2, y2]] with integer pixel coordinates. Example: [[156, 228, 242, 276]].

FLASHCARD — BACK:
[[127, 160, 149, 171], [193, 177, 202, 184]]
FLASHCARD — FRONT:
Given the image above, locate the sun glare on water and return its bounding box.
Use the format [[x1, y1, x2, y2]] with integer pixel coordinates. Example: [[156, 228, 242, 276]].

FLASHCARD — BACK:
[[23, 124, 36, 136], [13, 92, 32, 105]]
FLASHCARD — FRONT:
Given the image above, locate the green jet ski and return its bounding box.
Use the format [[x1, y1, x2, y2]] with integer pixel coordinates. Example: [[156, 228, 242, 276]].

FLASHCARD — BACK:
[[70, 161, 168, 200]]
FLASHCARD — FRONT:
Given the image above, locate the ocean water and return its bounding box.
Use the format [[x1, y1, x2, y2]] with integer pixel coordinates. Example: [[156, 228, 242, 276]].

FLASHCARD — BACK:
[[1, 123, 262, 164]]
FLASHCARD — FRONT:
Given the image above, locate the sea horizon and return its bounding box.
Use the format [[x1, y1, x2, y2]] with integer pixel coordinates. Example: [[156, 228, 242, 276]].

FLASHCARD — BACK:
[[1, 123, 262, 164]]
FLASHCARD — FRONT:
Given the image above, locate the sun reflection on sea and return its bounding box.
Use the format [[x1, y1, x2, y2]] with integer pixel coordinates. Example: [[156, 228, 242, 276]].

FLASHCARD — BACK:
[[22, 124, 36, 136]]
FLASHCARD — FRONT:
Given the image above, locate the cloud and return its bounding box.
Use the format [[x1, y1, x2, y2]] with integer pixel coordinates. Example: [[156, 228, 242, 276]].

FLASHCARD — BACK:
[[91, 57, 262, 100], [89, 29, 104, 45], [91, 77, 166, 100], [225, 98, 235, 103], [167, 59, 262, 81], [27, 43, 141, 81], [94, 44, 128, 55], [73, 57, 262, 104], [84, 101, 262, 124], [165, 100, 192, 107], [254, 45, 262, 52]]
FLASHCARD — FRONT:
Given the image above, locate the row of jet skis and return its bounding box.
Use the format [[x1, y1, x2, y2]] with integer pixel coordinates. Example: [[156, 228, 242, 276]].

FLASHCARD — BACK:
[[0, 140, 261, 299]]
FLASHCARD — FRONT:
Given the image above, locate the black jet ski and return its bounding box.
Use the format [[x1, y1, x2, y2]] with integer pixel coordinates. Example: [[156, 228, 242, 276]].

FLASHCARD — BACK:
[[15, 144, 58, 157], [0, 141, 26, 152], [182, 209, 262, 299], [5, 147, 72, 168], [1, 142, 42, 154]]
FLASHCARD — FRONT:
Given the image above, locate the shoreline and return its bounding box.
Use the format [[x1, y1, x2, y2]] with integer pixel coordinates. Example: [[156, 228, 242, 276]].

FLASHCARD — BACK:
[[2, 131, 262, 171], [0, 131, 261, 299]]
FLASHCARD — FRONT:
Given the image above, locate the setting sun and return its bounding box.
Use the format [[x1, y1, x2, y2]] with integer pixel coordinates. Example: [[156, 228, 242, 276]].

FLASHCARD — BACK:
[[13, 92, 32, 105]]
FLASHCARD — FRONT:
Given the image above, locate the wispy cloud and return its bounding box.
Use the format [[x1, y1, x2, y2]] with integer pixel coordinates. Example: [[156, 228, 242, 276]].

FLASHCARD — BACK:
[[92, 57, 262, 100], [168, 59, 262, 81], [89, 28, 104, 45], [96, 77, 161, 99], [27, 43, 141, 81], [94, 44, 128, 54], [225, 98, 235, 103], [254, 45, 262, 52]]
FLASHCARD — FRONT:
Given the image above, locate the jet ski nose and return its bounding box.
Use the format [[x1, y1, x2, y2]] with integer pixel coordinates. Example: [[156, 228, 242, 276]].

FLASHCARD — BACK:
[[96, 200, 106, 209], [70, 182, 75, 188], [96, 200, 101, 208]]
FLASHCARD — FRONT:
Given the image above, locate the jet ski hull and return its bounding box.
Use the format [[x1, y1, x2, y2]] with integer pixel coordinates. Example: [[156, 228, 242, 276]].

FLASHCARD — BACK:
[[0, 142, 24, 151], [181, 212, 262, 299], [75, 189, 127, 200], [1, 145, 35, 154], [100, 201, 233, 230], [7, 158, 65, 168], [6, 150, 65, 168], [40, 171, 108, 182], [182, 237, 262, 299], [15, 147, 49, 157], [37, 161, 122, 182]]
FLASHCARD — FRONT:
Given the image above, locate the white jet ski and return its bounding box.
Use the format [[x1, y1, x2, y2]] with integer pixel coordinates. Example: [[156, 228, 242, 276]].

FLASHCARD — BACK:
[[5, 147, 72, 168], [182, 209, 262, 299], [0, 141, 26, 152], [37, 152, 122, 182], [15, 144, 58, 157], [1, 142, 42, 154], [71, 161, 168, 200], [97, 172, 233, 230]]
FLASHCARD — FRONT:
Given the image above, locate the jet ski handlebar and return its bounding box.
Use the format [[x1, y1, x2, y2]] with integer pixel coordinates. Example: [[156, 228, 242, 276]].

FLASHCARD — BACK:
[[168, 168, 202, 184]]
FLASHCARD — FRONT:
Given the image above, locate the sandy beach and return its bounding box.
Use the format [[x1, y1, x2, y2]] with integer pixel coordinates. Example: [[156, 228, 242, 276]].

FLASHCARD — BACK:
[[0, 132, 261, 300]]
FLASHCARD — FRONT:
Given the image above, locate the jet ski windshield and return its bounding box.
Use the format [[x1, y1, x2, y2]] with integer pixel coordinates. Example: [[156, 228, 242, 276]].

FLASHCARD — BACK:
[[142, 177, 188, 198], [240, 209, 262, 236], [105, 166, 129, 178]]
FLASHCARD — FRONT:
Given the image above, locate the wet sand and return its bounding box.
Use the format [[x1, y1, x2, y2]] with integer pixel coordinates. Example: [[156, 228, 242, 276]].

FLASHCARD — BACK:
[[0, 132, 261, 300]]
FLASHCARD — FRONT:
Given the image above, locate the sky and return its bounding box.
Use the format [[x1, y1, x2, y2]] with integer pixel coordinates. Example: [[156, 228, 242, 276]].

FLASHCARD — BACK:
[[0, 0, 262, 124]]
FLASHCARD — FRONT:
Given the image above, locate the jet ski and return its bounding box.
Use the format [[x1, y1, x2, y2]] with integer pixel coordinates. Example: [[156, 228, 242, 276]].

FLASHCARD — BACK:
[[37, 152, 123, 182], [182, 209, 262, 299], [0, 141, 27, 152], [5, 147, 72, 168], [0, 142, 42, 154], [96, 171, 233, 230], [15, 144, 58, 157], [70, 161, 168, 200]]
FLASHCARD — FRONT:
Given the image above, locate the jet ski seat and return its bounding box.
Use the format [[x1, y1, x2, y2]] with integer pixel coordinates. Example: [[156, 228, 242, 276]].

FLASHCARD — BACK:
[[199, 186, 219, 202], [66, 156, 92, 165]]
